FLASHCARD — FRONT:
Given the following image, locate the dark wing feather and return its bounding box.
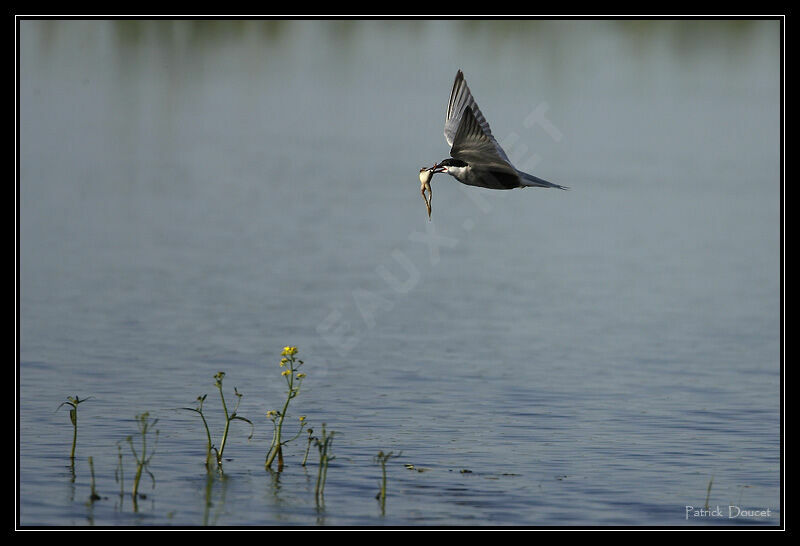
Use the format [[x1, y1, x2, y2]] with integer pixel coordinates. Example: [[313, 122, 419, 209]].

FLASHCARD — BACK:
[[444, 70, 512, 165], [450, 106, 518, 176]]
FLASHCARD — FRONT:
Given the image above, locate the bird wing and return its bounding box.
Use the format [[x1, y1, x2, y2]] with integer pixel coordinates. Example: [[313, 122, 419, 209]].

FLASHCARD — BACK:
[[450, 104, 519, 175], [444, 70, 512, 165]]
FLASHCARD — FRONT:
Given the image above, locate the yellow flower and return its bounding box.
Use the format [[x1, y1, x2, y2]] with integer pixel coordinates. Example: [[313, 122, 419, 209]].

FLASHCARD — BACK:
[[299, 415, 306, 422], [266, 410, 277, 419], [281, 369, 291, 377], [281, 346, 298, 356], [280, 357, 288, 367], [296, 372, 306, 379]]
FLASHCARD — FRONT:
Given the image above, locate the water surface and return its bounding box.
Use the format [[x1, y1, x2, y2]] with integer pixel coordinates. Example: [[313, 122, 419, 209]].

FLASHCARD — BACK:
[[19, 19, 781, 527]]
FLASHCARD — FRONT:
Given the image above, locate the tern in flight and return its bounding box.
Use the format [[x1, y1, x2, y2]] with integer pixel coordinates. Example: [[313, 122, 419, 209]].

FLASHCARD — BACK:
[[419, 70, 567, 218]]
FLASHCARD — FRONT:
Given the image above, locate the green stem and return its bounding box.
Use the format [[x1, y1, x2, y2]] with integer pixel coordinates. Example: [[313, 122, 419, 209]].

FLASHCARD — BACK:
[[266, 367, 295, 469], [132, 463, 143, 500], [381, 461, 387, 501], [320, 456, 328, 494], [217, 384, 230, 461], [116, 445, 125, 500], [70, 419, 77, 460], [378, 460, 387, 514], [315, 461, 322, 501], [141, 424, 148, 464], [301, 433, 313, 466], [705, 476, 714, 510], [88, 456, 100, 501], [315, 428, 334, 503], [199, 412, 213, 468]]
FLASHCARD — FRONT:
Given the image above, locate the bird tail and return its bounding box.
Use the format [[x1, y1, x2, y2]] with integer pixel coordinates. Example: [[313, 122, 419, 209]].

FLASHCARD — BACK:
[[519, 171, 569, 190]]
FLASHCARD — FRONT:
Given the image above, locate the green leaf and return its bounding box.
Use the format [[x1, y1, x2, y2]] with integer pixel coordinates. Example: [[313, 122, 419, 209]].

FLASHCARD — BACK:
[[232, 416, 255, 440]]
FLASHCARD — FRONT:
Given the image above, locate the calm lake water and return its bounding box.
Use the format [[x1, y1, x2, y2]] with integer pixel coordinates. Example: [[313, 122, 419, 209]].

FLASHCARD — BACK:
[[18, 19, 781, 527]]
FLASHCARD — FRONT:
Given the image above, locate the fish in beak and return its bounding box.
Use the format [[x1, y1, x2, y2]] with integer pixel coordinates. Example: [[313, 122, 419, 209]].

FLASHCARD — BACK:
[[418, 164, 444, 219], [419, 167, 433, 219]]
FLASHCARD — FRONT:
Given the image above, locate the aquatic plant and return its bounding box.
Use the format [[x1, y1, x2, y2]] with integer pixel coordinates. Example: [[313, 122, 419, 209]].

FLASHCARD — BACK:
[[213, 372, 254, 465], [87, 456, 101, 503], [182, 394, 214, 468], [114, 441, 125, 502], [704, 476, 714, 510], [265, 346, 309, 470], [314, 423, 336, 506], [182, 373, 254, 470], [126, 412, 159, 506], [374, 450, 402, 514], [301, 427, 314, 467], [56, 395, 91, 462]]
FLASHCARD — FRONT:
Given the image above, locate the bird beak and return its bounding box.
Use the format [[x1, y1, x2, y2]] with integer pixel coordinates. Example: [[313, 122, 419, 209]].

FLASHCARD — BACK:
[[421, 163, 446, 174]]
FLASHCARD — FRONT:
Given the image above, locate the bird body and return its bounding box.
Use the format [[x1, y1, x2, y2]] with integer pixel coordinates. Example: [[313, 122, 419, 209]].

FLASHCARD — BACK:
[[422, 70, 567, 194], [436, 158, 520, 190]]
